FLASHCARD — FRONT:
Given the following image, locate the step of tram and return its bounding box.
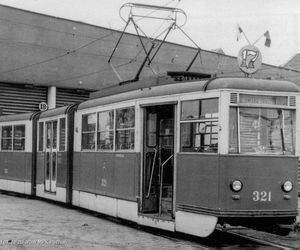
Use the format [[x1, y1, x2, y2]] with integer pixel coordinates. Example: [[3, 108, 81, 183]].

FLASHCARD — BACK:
[[161, 197, 172, 213], [162, 185, 173, 198]]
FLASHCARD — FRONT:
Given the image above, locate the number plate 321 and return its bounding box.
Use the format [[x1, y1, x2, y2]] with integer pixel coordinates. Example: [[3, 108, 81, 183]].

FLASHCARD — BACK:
[[252, 191, 271, 202]]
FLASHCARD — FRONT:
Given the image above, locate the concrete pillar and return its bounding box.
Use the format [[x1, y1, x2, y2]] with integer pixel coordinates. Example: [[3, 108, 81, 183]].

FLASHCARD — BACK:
[[47, 86, 56, 109]]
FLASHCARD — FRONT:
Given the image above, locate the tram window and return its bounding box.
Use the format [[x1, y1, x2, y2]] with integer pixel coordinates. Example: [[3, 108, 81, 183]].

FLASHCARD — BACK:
[[46, 123, 51, 149], [200, 99, 219, 119], [82, 113, 96, 150], [97, 110, 114, 151], [1, 126, 12, 150], [38, 122, 44, 151], [53, 121, 57, 150], [181, 99, 218, 120], [283, 110, 295, 153], [180, 122, 218, 152], [59, 118, 66, 151], [160, 119, 174, 148], [1, 125, 26, 151], [13, 125, 25, 151], [146, 112, 157, 147], [229, 107, 295, 155], [229, 108, 238, 153], [116, 107, 135, 150], [180, 98, 219, 153], [181, 100, 199, 120]]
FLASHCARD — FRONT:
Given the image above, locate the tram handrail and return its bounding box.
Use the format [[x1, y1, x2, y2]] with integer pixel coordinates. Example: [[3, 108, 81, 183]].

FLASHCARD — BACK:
[[159, 154, 174, 216], [146, 148, 158, 198]]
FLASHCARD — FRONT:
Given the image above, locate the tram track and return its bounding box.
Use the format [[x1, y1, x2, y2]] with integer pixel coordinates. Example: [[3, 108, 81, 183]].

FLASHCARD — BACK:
[[217, 227, 299, 250], [1, 191, 299, 249]]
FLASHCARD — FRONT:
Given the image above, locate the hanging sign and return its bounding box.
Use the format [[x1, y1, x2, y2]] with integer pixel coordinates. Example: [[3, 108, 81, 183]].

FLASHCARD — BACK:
[[237, 45, 262, 74], [39, 102, 48, 111]]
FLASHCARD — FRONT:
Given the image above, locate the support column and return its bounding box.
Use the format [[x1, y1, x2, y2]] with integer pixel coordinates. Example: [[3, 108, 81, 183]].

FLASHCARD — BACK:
[[47, 86, 56, 109]]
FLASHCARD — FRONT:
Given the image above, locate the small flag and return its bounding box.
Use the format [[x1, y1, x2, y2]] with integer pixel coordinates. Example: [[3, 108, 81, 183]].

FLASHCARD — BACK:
[[264, 30, 271, 47], [237, 25, 243, 41]]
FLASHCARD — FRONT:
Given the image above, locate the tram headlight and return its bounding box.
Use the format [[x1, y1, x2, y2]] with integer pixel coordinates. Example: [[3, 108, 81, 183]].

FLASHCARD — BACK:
[[230, 180, 243, 192], [282, 181, 293, 192]]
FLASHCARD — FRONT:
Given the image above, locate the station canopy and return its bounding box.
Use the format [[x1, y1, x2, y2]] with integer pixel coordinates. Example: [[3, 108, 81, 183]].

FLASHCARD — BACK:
[[0, 4, 300, 92]]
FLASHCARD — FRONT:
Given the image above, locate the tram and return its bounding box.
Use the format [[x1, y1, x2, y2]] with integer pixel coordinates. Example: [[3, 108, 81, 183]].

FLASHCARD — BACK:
[[0, 73, 299, 237], [0, 112, 38, 195], [72, 73, 299, 236], [35, 105, 77, 203]]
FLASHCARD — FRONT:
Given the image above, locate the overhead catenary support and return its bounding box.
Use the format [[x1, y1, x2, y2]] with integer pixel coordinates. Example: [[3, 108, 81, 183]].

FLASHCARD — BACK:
[[186, 48, 201, 72], [109, 3, 206, 83], [109, 3, 187, 84], [133, 43, 155, 82], [108, 19, 130, 63], [148, 24, 174, 65]]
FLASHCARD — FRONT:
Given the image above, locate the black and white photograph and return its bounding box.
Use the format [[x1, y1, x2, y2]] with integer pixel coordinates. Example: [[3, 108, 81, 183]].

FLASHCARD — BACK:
[[0, 0, 299, 249]]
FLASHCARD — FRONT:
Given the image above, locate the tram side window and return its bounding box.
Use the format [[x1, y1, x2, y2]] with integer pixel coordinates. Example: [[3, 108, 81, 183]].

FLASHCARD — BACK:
[[82, 113, 96, 150], [52, 121, 57, 150], [97, 110, 114, 151], [1, 125, 25, 151], [146, 111, 157, 147], [38, 122, 44, 151], [1, 126, 12, 150], [59, 118, 66, 151], [229, 107, 295, 154], [13, 125, 25, 151], [180, 98, 219, 153], [116, 107, 135, 150]]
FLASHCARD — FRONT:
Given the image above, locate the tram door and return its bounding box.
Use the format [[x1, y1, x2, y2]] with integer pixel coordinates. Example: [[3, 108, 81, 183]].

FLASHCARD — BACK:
[[141, 105, 174, 215], [45, 121, 57, 193]]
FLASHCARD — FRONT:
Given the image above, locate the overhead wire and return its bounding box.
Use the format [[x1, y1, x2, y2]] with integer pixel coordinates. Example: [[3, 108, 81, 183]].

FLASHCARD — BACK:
[[0, 31, 117, 75], [115, 0, 183, 69], [1, 1, 300, 84], [0, 0, 178, 78], [39, 50, 300, 87], [43, 59, 139, 86], [42, 1, 188, 85]]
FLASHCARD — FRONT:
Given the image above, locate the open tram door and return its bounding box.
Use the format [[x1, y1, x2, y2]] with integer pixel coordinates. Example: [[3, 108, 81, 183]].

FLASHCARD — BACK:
[[141, 104, 175, 218]]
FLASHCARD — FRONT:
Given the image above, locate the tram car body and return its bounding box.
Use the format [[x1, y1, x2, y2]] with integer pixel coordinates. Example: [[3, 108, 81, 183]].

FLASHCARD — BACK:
[[72, 75, 300, 237], [0, 112, 36, 195], [0, 74, 298, 237], [35, 105, 76, 203]]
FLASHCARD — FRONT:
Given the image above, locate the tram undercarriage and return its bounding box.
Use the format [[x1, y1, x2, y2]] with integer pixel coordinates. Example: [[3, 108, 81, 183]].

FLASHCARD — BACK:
[[220, 216, 297, 236]]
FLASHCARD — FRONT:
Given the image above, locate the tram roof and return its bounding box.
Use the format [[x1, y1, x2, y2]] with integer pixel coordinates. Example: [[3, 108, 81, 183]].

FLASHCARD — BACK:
[[0, 112, 35, 122], [39, 105, 73, 119], [205, 77, 300, 92], [78, 76, 300, 110]]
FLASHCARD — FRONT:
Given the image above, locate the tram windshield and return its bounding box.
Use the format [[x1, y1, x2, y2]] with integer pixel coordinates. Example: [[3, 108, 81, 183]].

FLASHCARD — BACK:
[[229, 107, 295, 155]]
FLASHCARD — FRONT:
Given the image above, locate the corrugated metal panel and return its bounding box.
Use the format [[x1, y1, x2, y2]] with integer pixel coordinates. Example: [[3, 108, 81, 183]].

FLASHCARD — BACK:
[[0, 83, 47, 115], [56, 88, 90, 107]]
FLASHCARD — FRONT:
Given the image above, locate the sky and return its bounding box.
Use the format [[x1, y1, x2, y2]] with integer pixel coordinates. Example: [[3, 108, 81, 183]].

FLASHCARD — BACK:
[[0, 0, 299, 66]]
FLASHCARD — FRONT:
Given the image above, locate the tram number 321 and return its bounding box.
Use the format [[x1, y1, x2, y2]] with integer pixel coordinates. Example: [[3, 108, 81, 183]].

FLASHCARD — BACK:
[[253, 191, 271, 202]]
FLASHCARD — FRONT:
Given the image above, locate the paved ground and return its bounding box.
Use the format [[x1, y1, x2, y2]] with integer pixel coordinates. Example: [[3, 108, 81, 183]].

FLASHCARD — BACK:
[[0, 193, 205, 250], [0, 193, 299, 250]]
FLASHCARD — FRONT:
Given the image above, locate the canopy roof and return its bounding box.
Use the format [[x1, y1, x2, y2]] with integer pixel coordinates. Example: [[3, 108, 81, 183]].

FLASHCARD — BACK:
[[0, 4, 300, 92]]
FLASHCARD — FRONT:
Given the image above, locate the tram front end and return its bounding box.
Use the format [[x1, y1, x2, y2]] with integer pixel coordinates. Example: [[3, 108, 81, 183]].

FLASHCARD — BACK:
[[218, 154, 298, 233]]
